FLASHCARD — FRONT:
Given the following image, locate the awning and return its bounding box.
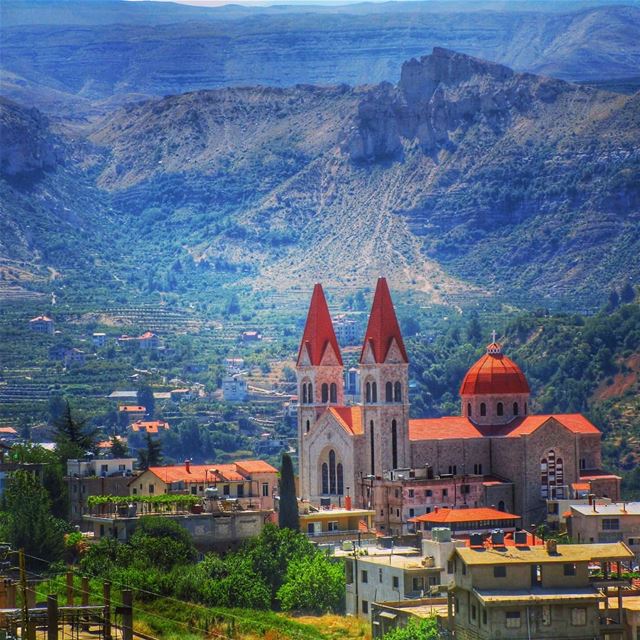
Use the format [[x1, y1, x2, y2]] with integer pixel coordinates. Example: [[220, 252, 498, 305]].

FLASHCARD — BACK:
[[379, 612, 397, 620]]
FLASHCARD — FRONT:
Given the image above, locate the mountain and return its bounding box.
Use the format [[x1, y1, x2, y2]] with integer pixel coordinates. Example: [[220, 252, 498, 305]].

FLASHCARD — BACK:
[[2, 2, 640, 116], [1, 49, 639, 310]]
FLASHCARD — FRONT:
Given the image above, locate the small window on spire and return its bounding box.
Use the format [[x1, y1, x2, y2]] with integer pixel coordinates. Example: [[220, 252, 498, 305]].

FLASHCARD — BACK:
[[497, 402, 504, 416], [372, 382, 378, 403], [467, 403, 472, 417], [366, 382, 371, 403], [321, 383, 329, 403], [386, 382, 393, 403], [394, 382, 402, 402], [480, 403, 486, 417], [330, 382, 337, 403], [513, 402, 519, 416]]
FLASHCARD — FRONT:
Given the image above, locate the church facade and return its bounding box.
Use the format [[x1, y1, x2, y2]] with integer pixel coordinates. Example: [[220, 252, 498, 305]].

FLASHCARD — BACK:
[[297, 278, 620, 527]]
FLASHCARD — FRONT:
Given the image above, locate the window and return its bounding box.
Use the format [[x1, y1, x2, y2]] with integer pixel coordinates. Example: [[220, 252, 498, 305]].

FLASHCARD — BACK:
[[321, 463, 329, 494], [448, 465, 457, 475], [505, 611, 521, 629], [371, 382, 377, 403], [564, 563, 577, 576], [393, 576, 399, 588], [321, 383, 329, 403], [447, 561, 454, 574], [362, 601, 368, 614], [426, 490, 432, 497], [119, 464, 126, 471], [442, 489, 448, 498], [473, 463, 483, 474], [541, 449, 565, 499], [308, 383, 313, 403], [480, 403, 486, 416], [302, 383, 307, 404], [329, 450, 336, 494], [330, 382, 337, 403], [603, 518, 620, 530], [494, 566, 507, 578], [337, 463, 344, 495], [391, 419, 398, 469], [379, 568, 383, 582], [412, 577, 424, 592], [237, 484, 244, 497], [191, 486, 197, 495], [361, 570, 368, 584], [471, 605, 477, 621], [461, 484, 470, 494], [408, 489, 414, 498], [571, 608, 586, 626], [482, 609, 487, 625], [370, 420, 375, 475], [396, 509, 400, 517], [513, 402, 519, 416], [223, 484, 230, 495], [524, 402, 528, 414], [394, 382, 402, 402], [149, 484, 155, 494], [467, 402, 472, 416], [262, 482, 269, 497], [306, 420, 310, 433], [328, 521, 339, 532], [497, 402, 504, 416], [394, 489, 400, 498], [386, 382, 393, 402], [366, 382, 371, 403], [409, 508, 415, 518], [580, 458, 586, 470]]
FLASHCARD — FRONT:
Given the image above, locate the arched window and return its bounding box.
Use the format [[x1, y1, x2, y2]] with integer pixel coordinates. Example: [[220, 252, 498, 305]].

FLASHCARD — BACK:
[[467, 403, 472, 417], [370, 420, 375, 476], [302, 384, 307, 404], [386, 382, 393, 403], [308, 383, 313, 403], [306, 420, 310, 433], [366, 382, 371, 403], [321, 383, 329, 403], [394, 382, 402, 402], [480, 403, 486, 417], [329, 450, 336, 494], [513, 402, 519, 416], [524, 402, 528, 415], [337, 463, 344, 495], [497, 402, 504, 416], [321, 463, 328, 494], [372, 382, 378, 403], [498, 500, 505, 512], [391, 419, 398, 470], [330, 382, 337, 403]]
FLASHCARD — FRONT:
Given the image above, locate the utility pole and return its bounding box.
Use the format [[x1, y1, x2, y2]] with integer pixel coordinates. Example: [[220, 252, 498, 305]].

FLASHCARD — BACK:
[[19, 549, 34, 640]]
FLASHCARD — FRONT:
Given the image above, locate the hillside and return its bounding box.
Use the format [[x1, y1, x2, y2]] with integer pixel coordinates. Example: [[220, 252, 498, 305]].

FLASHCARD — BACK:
[[1, 2, 640, 115], [1, 48, 639, 310]]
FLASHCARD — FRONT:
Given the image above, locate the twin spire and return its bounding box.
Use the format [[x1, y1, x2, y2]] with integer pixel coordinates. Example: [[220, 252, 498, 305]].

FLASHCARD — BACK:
[[297, 277, 408, 367]]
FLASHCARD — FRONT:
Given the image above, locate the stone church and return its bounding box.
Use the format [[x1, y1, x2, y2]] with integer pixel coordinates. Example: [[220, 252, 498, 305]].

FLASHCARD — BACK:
[[297, 277, 619, 526]]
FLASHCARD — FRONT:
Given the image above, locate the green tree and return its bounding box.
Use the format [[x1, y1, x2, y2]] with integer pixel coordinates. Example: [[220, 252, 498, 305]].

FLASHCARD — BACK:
[[1, 471, 67, 568], [137, 384, 155, 418], [277, 553, 345, 613], [607, 289, 620, 311], [128, 517, 197, 570], [138, 432, 162, 470], [621, 281, 636, 303], [466, 314, 483, 344], [110, 436, 128, 458], [382, 617, 440, 640], [53, 400, 97, 463], [278, 453, 299, 532]]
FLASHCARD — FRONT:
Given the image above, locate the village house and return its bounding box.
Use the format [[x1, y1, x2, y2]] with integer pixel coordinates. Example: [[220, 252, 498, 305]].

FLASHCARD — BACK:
[[129, 420, 170, 435], [92, 332, 107, 347], [222, 375, 248, 402], [450, 539, 632, 640], [29, 315, 54, 334], [409, 506, 521, 539], [117, 405, 146, 424], [129, 459, 278, 510], [63, 347, 86, 367]]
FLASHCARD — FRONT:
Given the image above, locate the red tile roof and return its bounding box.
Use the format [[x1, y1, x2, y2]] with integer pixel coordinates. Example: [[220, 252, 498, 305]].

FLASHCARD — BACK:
[[118, 405, 146, 413], [409, 414, 600, 441], [234, 460, 278, 474], [328, 406, 364, 435], [0, 427, 18, 435], [460, 344, 530, 396], [130, 420, 170, 434], [30, 315, 53, 322], [297, 284, 342, 366], [409, 507, 520, 524], [360, 277, 408, 364], [147, 459, 275, 484]]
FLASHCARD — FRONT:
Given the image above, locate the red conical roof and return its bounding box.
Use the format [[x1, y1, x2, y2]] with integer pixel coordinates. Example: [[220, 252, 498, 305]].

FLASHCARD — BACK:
[[297, 284, 342, 366], [360, 277, 408, 364], [460, 342, 530, 396]]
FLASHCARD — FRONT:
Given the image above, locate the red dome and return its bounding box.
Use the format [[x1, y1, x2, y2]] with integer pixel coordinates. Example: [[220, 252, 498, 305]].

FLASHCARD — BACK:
[[460, 343, 530, 396]]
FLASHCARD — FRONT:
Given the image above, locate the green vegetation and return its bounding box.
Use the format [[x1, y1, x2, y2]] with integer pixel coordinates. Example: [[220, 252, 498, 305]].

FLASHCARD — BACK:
[[279, 452, 300, 532], [381, 617, 439, 640]]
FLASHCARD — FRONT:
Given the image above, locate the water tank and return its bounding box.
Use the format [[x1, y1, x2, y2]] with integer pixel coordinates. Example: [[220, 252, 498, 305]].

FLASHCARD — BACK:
[[514, 531, 528, 545], [491, 529, 505, 546], [204, 487, 218, 499], [470, 532, 483, 547], [432, 527, 452, 543], [342, 540, 354, 551]]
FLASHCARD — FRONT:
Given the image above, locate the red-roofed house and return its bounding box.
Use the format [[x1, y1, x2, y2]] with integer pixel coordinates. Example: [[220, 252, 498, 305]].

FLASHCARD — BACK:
[[29, 315, 54, 334], [130, 459, 278, 509], [130, 420, 170, 435], [296, 279, 618, 529]]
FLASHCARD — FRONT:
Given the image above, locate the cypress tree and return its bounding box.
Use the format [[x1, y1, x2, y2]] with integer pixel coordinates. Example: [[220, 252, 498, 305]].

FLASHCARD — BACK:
[[278, 453, 299, 531]]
